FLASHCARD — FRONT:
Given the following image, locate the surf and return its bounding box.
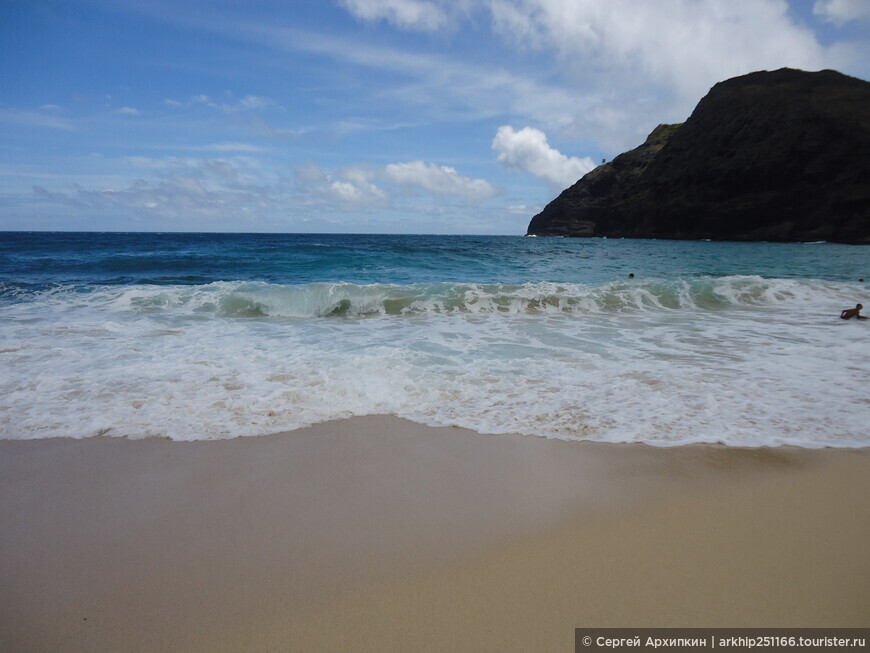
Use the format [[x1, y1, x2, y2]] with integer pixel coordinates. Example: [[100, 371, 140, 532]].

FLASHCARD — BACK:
[[3, 276, 858, 319]]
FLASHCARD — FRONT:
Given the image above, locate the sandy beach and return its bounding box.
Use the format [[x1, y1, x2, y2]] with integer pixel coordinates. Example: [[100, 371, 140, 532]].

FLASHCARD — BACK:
[[1, 416, 867, 652]]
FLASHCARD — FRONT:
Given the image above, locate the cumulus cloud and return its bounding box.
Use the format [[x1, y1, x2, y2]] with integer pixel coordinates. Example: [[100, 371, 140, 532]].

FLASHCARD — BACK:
[[294, 163, 389, 209], [118, 106, 139, 115], [492, 125, 594, 186], [294, 159, 496, 207], [384, 161, 497, 199], [814, 0, 870, 24], [340, 0, 450, 31]]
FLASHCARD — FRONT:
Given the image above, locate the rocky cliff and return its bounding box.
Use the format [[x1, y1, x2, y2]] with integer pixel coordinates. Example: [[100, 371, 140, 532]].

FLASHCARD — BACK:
[[527, 68, 870, 244]]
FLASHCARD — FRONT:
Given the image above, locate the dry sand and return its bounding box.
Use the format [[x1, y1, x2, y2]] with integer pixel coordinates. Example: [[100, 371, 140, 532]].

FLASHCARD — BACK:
[[0, 416, 867, 652]]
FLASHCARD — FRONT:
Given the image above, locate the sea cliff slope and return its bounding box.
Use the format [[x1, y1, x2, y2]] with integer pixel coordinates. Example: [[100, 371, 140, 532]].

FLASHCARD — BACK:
[[527, 68, 870, 244]]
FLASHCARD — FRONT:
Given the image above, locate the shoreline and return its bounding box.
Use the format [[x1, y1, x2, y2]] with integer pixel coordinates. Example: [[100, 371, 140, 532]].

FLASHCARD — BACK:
[[1, 416, 867, 652]]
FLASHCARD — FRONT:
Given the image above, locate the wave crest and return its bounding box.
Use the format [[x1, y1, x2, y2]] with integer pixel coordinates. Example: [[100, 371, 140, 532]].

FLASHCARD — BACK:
[[13, 276, 841, 319]]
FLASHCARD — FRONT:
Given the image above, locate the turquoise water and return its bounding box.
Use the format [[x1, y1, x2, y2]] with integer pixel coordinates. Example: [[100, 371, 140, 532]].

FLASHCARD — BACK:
[[1, 232, 867, 446]]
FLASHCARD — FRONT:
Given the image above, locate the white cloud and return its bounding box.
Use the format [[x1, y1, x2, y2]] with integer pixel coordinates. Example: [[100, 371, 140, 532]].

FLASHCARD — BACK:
[[236, 95, 272, 110], [189, 93, 278, 112], [485, 0, 828, 103], [329, 179, 385, 203], [115, 0, 868, 160], [340, 0, 450, 31], [506, 204, 541, 215], [384, 161, 497, 199], [118, 106, 140, 115], [338, 0, 838, 110], [492, 125, 594, 186], [333, 0, 859, 151], [492, 0, 853, 149], [294, 163, 390, 209], [249, 1, 853, 153], [291, 158, 498, 211], [814, 0, 870, 24]]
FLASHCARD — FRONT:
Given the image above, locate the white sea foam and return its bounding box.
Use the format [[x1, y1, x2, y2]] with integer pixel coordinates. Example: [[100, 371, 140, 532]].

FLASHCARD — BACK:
[[0, 277, 867, 446]]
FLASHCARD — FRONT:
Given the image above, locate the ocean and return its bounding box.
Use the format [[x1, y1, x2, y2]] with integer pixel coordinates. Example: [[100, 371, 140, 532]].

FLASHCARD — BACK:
[[0, 232, 867, 447]]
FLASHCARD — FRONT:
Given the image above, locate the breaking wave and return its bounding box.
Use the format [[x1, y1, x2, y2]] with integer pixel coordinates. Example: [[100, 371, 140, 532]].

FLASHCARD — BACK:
[[2, 273, 867, 447], [2, 276, 853, 319]]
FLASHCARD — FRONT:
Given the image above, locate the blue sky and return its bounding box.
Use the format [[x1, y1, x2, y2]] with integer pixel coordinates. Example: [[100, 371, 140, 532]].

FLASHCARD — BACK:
[[2, 0, 868, 234]]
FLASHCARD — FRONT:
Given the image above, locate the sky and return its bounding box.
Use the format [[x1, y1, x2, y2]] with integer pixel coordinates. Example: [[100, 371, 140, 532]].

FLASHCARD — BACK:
[[2, 0, 869, 234]]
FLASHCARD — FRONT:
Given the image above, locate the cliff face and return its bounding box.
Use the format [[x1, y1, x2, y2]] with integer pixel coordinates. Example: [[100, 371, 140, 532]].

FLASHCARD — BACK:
[[527, 68, 870, 244]]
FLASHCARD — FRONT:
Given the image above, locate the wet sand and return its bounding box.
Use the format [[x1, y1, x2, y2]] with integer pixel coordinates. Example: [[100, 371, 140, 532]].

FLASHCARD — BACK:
[[1, 416, 867, 652]]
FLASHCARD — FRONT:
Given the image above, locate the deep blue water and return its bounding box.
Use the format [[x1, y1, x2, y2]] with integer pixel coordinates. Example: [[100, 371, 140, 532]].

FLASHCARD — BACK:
[[1, 232, 866, 294]]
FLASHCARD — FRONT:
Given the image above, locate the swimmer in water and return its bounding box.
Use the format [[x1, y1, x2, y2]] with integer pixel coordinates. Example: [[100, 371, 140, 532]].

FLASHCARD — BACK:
[[840, 304, 867, 320]]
